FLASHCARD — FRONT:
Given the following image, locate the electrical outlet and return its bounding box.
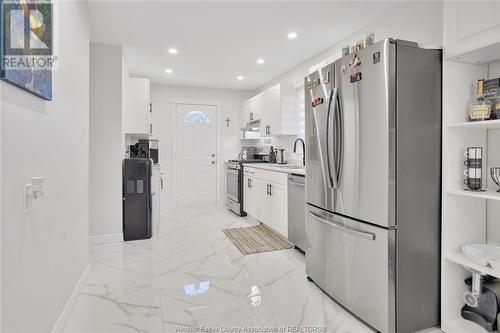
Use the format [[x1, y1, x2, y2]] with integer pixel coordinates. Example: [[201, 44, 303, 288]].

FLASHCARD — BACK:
[[24, 184, 33, 213]]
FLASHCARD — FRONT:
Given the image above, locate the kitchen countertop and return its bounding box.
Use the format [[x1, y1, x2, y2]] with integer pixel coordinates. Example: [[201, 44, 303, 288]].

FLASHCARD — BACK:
[[243, 163, 306, 176]]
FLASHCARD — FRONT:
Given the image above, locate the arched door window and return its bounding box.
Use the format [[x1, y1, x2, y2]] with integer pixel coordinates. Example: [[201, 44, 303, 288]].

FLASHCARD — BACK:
[[183, 110, 210, 124]]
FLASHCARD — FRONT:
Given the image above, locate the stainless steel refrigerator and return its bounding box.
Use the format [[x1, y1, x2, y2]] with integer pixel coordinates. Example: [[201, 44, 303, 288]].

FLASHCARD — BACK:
[[304, 39, 441, 333]]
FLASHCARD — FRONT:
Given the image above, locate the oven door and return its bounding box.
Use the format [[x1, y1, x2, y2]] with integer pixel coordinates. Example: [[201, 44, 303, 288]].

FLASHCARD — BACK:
[[226, 167, 240, 203]]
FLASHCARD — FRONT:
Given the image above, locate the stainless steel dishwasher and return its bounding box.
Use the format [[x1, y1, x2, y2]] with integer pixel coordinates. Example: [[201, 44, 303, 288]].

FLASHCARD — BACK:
[[288, 174, 308, 252]]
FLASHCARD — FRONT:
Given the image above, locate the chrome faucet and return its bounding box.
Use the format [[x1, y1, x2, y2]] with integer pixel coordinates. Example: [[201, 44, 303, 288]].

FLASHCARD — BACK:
[[293, 138, 305, 166]]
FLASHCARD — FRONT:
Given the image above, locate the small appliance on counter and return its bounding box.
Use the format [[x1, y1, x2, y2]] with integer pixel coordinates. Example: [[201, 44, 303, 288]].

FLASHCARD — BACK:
[[277, 149, 287, 164], [129, 139, 159, 164], [462, 275, 500, 332], [123, 158, 152, 241]]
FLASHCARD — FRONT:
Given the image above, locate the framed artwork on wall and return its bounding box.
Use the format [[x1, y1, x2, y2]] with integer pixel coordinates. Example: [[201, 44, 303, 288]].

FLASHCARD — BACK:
[[0, 0, 53, 100]]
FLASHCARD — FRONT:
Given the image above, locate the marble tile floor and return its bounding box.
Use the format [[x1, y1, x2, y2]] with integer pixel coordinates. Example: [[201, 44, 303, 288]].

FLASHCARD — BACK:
[[63, 205, 443, 333]]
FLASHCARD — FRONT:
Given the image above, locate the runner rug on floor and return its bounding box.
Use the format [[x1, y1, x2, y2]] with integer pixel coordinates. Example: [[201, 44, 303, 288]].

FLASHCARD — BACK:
[[222, 223, 293, 255]]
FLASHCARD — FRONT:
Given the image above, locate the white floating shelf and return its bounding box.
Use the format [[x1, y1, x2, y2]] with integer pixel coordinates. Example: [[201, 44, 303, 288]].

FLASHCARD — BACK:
[[447, 188, 500, 201], [446, 119, 500, 130], [446, 252, 500, 279]]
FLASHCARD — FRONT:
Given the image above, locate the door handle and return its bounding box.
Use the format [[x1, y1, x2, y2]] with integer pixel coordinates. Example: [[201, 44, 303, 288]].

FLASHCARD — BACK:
[[308, 210, 376, 241], [334, 87, 343, 188], [313, 94, 334, 189], [327, 87, 339, 189]]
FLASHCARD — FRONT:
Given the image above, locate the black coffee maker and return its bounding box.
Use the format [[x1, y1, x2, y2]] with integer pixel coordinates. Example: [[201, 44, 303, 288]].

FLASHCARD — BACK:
[[130, 139, 159, 164]]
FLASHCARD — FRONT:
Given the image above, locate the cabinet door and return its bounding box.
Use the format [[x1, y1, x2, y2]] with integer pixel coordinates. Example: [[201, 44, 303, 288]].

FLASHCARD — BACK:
[[267, 86, 281, 135], [243, 175, 255, 217], [248, 95, 261, 123], [260, 90, 273, 137], [125, 78, 151, 134], [268, 182, 288, 237], [444, 1, 500, 58], [255, 179, 272, 225], [239, 101, 249, 128]]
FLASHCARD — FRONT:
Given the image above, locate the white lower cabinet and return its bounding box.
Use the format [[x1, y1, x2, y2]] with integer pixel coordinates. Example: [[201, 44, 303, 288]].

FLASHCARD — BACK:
[[243, 167, 288, 238], [267, 182, 287, 237]]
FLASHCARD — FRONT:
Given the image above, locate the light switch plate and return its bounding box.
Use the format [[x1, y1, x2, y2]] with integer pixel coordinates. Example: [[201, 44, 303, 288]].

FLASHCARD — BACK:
[[24, 184, 33, 213]]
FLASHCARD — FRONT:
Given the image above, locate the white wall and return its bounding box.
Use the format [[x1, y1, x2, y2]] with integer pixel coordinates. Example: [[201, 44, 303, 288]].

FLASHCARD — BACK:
[[1, 2, 90, 332], [253, 1, 444, 153], [89, 43, 124, 240], [150, 85, 251, 209]]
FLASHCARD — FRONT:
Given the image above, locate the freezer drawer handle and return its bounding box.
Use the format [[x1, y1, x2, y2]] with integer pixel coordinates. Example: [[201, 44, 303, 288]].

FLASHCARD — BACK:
[[308, 210, 376, 241]]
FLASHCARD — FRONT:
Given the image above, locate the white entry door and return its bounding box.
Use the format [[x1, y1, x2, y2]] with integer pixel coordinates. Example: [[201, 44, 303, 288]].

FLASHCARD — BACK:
[[175, 104, 217, 207]]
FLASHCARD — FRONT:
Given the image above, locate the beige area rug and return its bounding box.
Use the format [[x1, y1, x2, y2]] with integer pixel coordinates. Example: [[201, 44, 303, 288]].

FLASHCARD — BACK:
[[222, 224, 293, 255]]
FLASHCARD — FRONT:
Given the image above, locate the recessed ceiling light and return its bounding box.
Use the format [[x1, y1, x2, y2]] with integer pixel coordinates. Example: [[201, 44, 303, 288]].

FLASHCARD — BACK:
[[237, 75, 244, 80], [257, 58, 265, 65], [287, 31, 298, 39], [165, 68, 173, 74], [168, 48, 178, 55]]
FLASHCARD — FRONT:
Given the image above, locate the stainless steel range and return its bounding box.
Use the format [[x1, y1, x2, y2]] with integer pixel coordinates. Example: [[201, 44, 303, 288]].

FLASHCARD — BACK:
[[225, 147, 268, 216]]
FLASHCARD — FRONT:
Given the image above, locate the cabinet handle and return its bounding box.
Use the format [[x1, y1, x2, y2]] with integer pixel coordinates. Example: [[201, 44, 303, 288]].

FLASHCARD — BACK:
[[149, 103, 152, 113], [250, 112, 254, 121], [269, 184, 273, 196], [248, 178, 252, 188]]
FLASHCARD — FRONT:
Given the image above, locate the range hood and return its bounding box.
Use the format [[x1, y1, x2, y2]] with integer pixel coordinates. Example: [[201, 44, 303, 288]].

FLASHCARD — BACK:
[[240, 119, 261, 132]]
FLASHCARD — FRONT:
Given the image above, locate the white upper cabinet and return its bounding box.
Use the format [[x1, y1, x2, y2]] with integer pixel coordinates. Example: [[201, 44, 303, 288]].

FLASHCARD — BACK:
[[248, 95, 262, 123], [444, 1, 500, 60], [124, 77, 151, 135], [240, 84, 298, 137], [261, 84, 298, 136]]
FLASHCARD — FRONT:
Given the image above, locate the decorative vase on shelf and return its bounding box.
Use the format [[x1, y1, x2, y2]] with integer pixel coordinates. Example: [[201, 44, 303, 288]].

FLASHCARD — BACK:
[[491, 168, 500, 193]]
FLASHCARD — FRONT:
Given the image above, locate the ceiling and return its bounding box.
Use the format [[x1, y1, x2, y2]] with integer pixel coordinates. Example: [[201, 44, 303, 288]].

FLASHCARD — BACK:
[[89, 1, 397, 90]]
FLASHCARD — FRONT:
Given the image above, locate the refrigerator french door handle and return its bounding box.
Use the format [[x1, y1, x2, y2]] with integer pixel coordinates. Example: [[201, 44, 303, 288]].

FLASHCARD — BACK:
[[313, 90, 334, 189], [308, 210, 376, 241], [335, 87, 343, 187], [328, 87, 340, 189]]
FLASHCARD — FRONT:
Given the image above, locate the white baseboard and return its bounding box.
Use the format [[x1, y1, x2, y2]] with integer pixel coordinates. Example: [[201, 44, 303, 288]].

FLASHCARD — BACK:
[[89, 233, 123, 245], [51, 264, 90, 333]]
